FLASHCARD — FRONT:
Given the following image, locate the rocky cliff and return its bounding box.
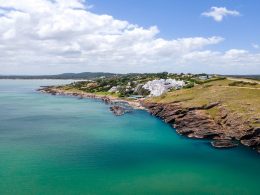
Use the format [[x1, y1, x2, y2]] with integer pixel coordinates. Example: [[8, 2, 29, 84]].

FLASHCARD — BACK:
[[39, 85, 260, 153], [142, 101, 260, 152]]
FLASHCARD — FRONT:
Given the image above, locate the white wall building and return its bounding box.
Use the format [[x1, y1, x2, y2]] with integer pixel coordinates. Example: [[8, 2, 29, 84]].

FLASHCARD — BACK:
[[143, 79, 185, 97], [108, 86, 119, 93]]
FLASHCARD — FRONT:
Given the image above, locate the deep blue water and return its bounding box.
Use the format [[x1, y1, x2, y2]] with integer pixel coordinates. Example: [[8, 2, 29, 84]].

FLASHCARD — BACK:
[[0, 79, 259, 195]]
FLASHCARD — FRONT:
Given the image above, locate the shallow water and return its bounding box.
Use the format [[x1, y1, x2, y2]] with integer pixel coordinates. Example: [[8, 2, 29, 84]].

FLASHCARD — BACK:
[[0, 80, 259, 195]]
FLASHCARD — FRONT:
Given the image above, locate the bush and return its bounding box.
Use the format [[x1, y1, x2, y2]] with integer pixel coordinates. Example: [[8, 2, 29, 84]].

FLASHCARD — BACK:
[[184, 83, 194, 89], [229, 81, 257, 87]]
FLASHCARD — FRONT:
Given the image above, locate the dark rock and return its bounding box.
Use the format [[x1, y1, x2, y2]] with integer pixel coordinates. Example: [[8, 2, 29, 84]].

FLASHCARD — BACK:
[[174, 110, 223, 139], [110, 106, 125, 116], [102, 97, 111, 104], [241, 127, 260, 152], [211, 139, 238, 148], [241, 127, 260, 140], [164, 115, 176, 123]]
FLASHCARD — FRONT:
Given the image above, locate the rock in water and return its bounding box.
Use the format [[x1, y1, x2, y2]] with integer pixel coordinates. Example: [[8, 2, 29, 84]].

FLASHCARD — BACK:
[[110, 106, 125, 116], [211, 139, 238, 148]]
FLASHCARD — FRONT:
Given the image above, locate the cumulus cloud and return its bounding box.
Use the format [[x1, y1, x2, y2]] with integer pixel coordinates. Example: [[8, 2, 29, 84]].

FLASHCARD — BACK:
[[0, 0, 259, 75], [202, 7, 240, 22]]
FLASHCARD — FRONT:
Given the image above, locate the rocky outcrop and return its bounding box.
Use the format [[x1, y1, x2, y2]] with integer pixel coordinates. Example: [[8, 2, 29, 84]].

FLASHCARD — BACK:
[[175, 110, 224, 139], [211, 139, 238, 148], [38, 86, 57, 95], [142, 101, 260, 153], [110, 106, 125, 116], [241, 127, 260, 152], [38, 86, 114, 104], [215, 107, 252, 139], [143, 102, 225, 139], [38, 86, 137, 116]]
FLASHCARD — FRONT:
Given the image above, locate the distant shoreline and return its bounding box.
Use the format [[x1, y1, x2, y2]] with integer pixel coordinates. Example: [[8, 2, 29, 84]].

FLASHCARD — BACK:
[[1, 73, 259, 81], [38, 86, 145, 110], [0, 78, 88, 80]]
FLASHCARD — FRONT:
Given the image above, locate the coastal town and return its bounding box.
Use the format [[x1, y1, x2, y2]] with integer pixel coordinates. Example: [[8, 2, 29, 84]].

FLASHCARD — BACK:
[[56, 73, 218, 98], [39, 72, 220, 111]]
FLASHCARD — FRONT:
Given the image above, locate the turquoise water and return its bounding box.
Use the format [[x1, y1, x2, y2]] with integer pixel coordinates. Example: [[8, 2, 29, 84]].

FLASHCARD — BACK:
[[0, 80, 260, 195]]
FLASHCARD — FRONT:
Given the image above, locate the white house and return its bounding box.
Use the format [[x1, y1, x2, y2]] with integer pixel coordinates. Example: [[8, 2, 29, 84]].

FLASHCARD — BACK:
[[142, 79, 185, 97]]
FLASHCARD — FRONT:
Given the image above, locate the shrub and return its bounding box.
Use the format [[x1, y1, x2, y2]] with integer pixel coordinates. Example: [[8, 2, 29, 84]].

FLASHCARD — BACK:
[[229, 81, 257, 87]]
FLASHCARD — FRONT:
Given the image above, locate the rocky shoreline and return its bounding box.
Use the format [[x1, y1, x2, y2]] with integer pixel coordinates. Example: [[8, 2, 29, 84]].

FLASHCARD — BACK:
[[38, 86, 145, 110], [142, 102, 260, 153], [38, 86, 259, 153]]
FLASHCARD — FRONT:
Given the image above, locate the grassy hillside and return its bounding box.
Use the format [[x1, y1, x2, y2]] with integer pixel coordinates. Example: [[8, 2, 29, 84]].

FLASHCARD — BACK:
[[148, 78, 260, 127]]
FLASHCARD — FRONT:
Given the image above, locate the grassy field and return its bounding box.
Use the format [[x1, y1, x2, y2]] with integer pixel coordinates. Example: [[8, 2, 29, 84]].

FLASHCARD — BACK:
[[148, 78, 260, 127], [54, 85, 126, 99]]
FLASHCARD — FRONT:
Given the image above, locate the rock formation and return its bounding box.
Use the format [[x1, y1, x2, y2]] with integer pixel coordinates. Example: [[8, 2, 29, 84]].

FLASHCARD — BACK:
[[110, 106, 125, 116], [142, 101, 260, 152]]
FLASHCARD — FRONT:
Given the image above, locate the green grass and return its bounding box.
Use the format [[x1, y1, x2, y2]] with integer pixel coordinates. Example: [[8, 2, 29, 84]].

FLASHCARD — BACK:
[[147, 78, 260, 126], [94, 91, 119, 97], [55, 86, 120, 98]]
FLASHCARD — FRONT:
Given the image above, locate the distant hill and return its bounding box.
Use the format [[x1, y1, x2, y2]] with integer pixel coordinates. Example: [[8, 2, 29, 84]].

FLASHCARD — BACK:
[[0, 72, 121, 80], [225, 75, 260, 81], [1, 73, 259, 81]]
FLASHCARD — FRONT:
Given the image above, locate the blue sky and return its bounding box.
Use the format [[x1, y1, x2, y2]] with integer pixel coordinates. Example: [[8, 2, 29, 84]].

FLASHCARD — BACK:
[[88, 0, 260, 51], [0, 0, 259, 75]]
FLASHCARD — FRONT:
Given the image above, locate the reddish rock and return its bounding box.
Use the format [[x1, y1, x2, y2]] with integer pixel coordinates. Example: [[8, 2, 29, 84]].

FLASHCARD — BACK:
[[142, 101, 259, 151]]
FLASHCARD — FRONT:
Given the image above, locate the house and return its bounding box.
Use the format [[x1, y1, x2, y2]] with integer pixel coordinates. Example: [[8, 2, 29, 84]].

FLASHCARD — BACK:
[[142, 79, 186, 97], [198, 75, 212, 80]]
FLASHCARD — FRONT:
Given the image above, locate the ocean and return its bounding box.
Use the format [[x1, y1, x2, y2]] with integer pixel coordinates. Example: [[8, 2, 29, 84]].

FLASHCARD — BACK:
[[0, 79, 259, 194]]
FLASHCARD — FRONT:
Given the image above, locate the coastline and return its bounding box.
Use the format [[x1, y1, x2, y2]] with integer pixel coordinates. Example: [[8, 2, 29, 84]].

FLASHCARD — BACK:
[[38, 86, 145, 110], [142, 101, 260, 153], [38, 86, 260, 153]]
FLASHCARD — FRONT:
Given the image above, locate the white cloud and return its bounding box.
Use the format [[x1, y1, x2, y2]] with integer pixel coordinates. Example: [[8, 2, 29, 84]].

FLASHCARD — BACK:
[[224, 49, 248, 58], [0, 0, 259, 75], [202, 7, 240, 22]]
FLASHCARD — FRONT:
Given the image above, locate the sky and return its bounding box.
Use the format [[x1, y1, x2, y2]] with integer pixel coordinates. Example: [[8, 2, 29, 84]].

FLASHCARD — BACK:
[[0, 0, 259, 75]]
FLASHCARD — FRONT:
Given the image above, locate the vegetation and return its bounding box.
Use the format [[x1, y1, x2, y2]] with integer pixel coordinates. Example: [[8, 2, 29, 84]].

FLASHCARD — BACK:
[[58, 73, 221, 98], [148, 78, 260, 127], [228, 81, 258, 87]]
